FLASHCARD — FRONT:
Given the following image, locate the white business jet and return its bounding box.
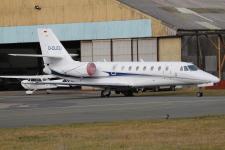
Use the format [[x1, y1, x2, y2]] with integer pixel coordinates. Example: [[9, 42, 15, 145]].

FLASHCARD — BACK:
[[7, 28, 220, 97], [0, 75, 70, 95]]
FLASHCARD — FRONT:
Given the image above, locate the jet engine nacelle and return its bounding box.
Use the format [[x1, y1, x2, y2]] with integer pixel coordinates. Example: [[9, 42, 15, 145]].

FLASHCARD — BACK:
[[67, 62, 97, 77], [86, 62, 97, 76]]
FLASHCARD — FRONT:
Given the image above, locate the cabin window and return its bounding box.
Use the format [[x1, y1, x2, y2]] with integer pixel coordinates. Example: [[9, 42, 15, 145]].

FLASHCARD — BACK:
[[184, 66, 189, 71], [158, 66, 161, 71], [166, 66, 169, 71], [136, 66, 139, 71], [180, 66, 183, 71], [151, 66, 154, 71], [188, 65, 198, 71], [121, 66, 125, 71], [143, 66, 147, 71], [129, 66, 132, 71]]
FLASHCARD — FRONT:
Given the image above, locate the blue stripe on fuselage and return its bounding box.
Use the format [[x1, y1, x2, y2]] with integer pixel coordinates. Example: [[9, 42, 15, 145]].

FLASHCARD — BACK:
[[50, 69, 144, 78], [104, 72, 142, 76]]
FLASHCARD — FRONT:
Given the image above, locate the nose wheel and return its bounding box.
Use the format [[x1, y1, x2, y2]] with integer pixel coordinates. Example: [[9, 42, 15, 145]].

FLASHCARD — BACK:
[[196, 92, 203, 97], [196, 88, 203, 97], [101, 88, 111, 97]]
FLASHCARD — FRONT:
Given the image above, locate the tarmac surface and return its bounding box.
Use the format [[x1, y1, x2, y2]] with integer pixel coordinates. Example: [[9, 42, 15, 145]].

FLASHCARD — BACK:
[[0, 91, 225, 128]]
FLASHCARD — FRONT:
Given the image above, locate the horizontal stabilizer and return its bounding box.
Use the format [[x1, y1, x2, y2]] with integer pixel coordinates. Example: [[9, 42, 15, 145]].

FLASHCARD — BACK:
[[9, 54, 62, 59], [9, 54, 78, 58], [26, 80, 130, 88]]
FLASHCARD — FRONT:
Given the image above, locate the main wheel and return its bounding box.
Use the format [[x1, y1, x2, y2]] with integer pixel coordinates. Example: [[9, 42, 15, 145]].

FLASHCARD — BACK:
[[101, 89, 111, 97], [170, 86, 176, 91], [153, 86, 159, 92], [115, 91, 121, 95], [123, 90, 134, 97]]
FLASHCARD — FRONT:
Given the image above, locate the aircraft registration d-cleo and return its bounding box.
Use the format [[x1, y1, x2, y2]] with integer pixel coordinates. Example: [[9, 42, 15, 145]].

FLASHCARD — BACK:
[[0, 75, 71, 95], [3, 28, 220, 97]]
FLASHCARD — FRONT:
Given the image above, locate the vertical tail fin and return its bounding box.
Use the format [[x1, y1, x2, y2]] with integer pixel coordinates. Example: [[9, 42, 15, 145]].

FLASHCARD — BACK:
[[37, 28, 73, 67]]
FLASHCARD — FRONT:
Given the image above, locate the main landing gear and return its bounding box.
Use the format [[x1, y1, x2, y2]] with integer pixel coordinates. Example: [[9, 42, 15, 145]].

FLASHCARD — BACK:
[[101, 89, 134, 97], [101, 88, 111, 97], [196, 87, 203, 97], [122, 90, 134, 97]]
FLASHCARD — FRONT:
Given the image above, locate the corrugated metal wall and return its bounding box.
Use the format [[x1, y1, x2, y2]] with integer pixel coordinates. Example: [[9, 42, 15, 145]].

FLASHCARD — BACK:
[[0, 0, 145, 26], [159, 38, 181, 61], [0, 0, 174, 37]]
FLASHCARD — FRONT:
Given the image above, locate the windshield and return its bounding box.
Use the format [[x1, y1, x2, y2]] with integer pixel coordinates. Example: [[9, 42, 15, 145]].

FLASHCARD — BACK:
[[188, 65, 198, 71]]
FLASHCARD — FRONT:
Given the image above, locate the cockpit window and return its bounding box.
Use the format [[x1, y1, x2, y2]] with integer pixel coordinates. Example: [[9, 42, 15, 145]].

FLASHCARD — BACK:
[[188, 65, 198, 71], [184, 66, 189, 71]]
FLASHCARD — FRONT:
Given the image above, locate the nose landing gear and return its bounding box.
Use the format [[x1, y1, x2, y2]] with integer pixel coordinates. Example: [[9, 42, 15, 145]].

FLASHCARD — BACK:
[[196, 92, 203, 97], [196, 87, 203, 97]]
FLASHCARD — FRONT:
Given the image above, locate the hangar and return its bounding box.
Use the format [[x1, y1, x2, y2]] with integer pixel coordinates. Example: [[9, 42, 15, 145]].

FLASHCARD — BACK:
[[0, 0, 225, 90]]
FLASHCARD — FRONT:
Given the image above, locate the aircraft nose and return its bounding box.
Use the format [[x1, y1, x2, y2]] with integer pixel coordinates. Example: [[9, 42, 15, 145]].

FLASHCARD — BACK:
[[210, 75, 220, 83]]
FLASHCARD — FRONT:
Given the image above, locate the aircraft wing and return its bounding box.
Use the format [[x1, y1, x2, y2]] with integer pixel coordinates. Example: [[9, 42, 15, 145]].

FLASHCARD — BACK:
[[0, 75, 56, 79], [28, 80, 131, 88]]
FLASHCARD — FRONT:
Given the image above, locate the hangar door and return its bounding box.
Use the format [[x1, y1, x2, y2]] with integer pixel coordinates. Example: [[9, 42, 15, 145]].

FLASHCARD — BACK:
[[113, 39, 131, 61], [81, 38, 158, 62], [159, 38, 181, 61], [138, 39, 157, 61], [93, 40, 111, 62], [81, 40, 111, 62], [81, 41, 93, 62]]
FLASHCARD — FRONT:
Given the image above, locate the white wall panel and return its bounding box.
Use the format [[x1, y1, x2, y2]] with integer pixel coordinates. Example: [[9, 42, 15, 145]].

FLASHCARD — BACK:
[[113, 39, 131, 61]]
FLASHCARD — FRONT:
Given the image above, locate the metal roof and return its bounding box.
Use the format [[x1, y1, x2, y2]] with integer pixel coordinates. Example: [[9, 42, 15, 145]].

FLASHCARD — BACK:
[[119, 0, 225, 30]]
